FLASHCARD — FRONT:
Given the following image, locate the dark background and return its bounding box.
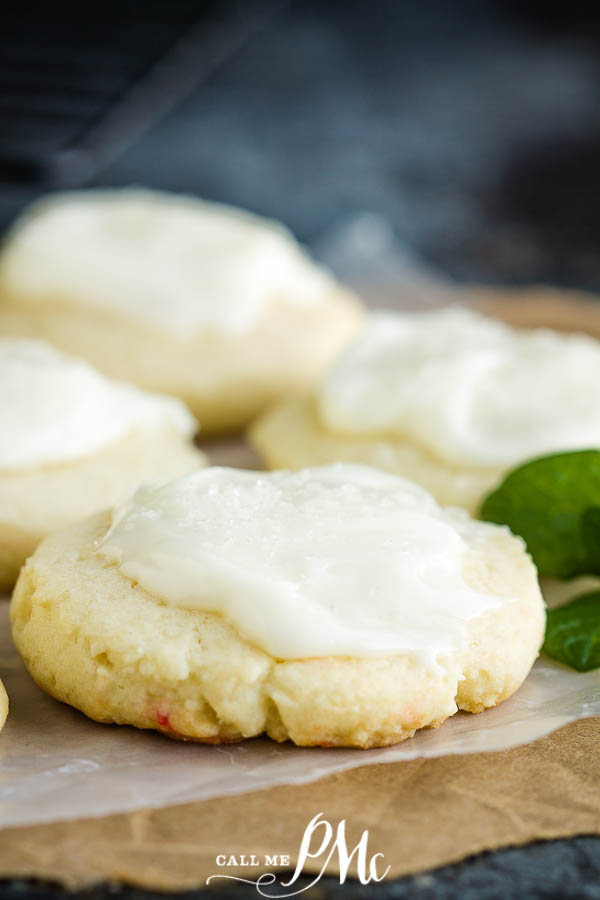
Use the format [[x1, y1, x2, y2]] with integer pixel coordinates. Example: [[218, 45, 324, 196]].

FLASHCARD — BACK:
[[1, 1, 600, 897], [3, 0, 600, 289]]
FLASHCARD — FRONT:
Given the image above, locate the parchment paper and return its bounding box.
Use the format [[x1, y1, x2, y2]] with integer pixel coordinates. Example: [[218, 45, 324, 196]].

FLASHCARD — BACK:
[[2, 716, 600, 890], [1, 566, 600, 833]]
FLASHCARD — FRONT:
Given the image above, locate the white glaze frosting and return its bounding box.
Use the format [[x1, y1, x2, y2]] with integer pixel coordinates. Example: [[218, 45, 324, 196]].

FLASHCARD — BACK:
[[99, 464, 510, 665], [318, 307, 600, 469], [0, 338, 195, 470], [0, 189, 336, 336]]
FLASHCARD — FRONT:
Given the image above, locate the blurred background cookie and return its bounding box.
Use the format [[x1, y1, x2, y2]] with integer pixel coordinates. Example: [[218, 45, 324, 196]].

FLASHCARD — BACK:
[[0, 189, 363, 434], [0, 338, 205, 591], [250, 306, 600, 511]]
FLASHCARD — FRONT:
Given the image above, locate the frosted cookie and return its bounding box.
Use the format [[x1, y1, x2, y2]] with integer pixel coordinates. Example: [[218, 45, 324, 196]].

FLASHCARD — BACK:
[[250, 307, 600, 512], [0, 189, 362, 433], [11, 464, 545, 748], [0, 338, 205, 591], [0, 679, 7, 731]]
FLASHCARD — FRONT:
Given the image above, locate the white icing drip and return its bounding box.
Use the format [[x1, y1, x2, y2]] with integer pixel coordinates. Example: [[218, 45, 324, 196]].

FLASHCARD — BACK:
[[318, 307, 600, 468], [99, 464, 510, 665], [0, 189, 336, 336], [0, 338, 195, 470]]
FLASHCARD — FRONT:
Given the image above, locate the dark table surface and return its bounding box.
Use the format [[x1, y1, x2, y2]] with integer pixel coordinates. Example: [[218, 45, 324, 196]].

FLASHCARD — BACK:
[[1, 1, 600, 896]]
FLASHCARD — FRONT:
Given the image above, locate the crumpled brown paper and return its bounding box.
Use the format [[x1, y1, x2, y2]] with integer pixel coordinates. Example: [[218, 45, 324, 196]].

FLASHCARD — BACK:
[[0, 717, 599, 890]]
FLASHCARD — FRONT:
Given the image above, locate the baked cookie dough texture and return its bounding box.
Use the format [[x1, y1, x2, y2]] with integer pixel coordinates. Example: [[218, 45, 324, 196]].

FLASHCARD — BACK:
[[0, 679, 7, 731], [250, 307, 600, 512], [0, 338, 205, 591], [11, 464, 545, 748], [0, 189, 363, 433]]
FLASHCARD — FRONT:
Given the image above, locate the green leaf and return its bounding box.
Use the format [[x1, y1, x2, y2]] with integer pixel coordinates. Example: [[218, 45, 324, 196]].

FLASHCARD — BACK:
[[543, 591, 600, 671], [480, 450, 600, 578], [582, 507, 600, 567]]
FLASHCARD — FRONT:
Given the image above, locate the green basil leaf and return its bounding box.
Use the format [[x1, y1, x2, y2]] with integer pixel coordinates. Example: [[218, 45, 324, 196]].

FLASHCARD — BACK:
[[543, 591, 600, 671], [480, 450, 600, 578], [582, 507, 600, 568]]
